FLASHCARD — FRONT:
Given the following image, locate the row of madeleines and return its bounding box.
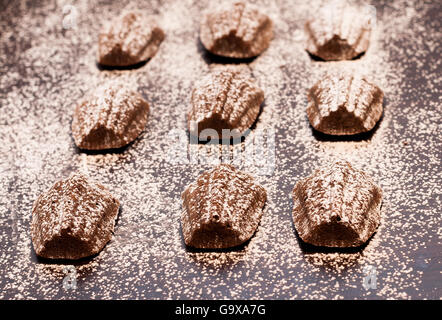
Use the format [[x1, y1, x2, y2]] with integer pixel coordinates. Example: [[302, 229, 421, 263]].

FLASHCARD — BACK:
[[31, 1, 383, 260]]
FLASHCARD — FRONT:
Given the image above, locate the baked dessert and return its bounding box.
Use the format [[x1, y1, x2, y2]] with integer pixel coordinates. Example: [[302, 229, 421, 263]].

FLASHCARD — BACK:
[[200, 1, 273, 58], [31, 173, 120, 260], [72, 82, 149, 150], [305, 1, 374, 60], [188, 65, 264, 140], [181, 164, 267, 249], [292, 160, 382, 247], [307, 73, 383, 135], [98, 10, 165, 67]]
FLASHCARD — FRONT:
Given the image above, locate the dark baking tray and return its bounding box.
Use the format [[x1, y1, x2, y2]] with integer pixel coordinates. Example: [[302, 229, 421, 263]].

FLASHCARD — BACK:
[[0, 0, 440, 299]]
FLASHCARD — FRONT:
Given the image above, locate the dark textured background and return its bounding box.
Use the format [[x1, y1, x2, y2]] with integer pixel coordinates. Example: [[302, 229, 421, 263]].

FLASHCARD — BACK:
[[0, 0, 440, 299]]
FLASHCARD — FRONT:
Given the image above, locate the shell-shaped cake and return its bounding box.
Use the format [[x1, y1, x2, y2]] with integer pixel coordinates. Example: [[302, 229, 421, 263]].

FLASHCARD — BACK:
[[307, 74, 384, 135], [98, 11, 165, 67], [72, 82, 149, 150], [305, 1, 374, 60], [188, 66, 264, 139], [31, 173, 120, 260], [292, 160, 382, 248], [181, 164, 267, 249], [200, 1, 273, 58]]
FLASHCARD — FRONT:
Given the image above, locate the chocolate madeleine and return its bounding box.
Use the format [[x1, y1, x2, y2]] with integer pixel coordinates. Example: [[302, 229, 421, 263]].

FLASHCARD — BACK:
[[31, 173, 120, 260], [181, 164, 266, 249], [98, 11, 164, 67], [188, 65, 264, 139], [307, 73, 383, 135], [72, 82, 149, 150], [292, 160, 382, 247], [200, 1, 273, 58], [305, 1, 374, 60]]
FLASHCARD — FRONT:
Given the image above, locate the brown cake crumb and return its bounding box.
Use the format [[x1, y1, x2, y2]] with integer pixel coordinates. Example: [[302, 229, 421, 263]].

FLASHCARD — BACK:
[[292, 160, 382, 247], [188, 65, 264, 139], [307, 73, 384, 135], [71, 82, 150, 150], [200, 1, 273, 58], [181, 164, 267, 249], [98, 10, 165, 67], [31, 173, 120, 260], [305, 1, 373, 60]]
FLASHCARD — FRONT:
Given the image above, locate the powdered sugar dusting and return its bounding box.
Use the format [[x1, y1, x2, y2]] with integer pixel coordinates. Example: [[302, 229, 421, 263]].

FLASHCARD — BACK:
[[0, 0, 440, 299]]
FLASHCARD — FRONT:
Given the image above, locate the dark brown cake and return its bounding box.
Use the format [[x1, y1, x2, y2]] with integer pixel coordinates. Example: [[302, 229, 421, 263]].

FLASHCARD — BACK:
[[31, 173, 120, 260], [307, 73, 384, 135], [98, 10, 165, 67], [292, 160, 382, 247], [72, 82, 150, 150], [200, 1, 273, 58], [188, 65, 264, 139], [305, 1, 374, 60], [181, 164, 267, 249]]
